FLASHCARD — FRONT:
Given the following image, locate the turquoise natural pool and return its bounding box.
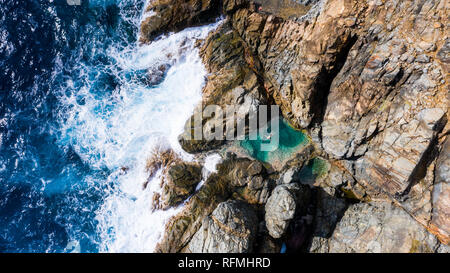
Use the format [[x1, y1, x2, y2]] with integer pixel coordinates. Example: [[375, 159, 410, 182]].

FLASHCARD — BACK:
[[240, 118, 309, 163]]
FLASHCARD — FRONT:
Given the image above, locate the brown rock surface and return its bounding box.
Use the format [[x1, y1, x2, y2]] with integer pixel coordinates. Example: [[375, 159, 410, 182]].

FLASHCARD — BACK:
[[155, 156, 273, 252], [230, 0, 362, 129], [159, 162, 203, 209], [187, 200, 258, 253], [178, 22, 269, 153], [140, 0, 450, 251], [140, 0, 221, 43], [228, 0, 449, 246], [311, 202, 441, 253], [430, 137, 450, 244], [317, 0, 448, 244]]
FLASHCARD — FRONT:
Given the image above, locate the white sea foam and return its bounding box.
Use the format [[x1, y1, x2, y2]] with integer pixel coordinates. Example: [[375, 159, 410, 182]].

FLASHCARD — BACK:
[[57, 6, 222, 251], [196, 153, 223, 191], [99, 25, 220, 252], [204, 153, 222, 175]]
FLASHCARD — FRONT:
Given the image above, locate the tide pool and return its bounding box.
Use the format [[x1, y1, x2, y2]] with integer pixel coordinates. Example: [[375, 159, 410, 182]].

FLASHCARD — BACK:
[[240, 118, 309, 164]]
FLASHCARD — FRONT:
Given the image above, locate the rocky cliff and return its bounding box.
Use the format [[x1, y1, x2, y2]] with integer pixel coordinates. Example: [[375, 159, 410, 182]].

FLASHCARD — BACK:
[[140, 0, 449, 253]]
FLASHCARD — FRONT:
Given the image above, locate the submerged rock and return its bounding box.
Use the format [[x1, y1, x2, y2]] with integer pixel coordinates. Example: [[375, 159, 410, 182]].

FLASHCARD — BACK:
[[145, 64, 171, 86], [188, 200, 258, 253], [145, 146, 180, 180]]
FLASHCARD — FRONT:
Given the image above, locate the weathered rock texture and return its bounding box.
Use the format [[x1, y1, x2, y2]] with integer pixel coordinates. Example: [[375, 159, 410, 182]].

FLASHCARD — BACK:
[[311, 202, 441, 253], [188, 200, 258, 253], [160, 162, 203, 209], [254, 0, 310, 19], [141, 0, 450, 252], [231, 0, 449, 246], [316, 0, 448, 245], [145, 147, 203, 210], [140, 0, 222, 43], [154, 156, 274, 253], [265, 183, 311, 238], [178, 21, 269, 153], [430, 137, 450, 243], [230, 1, 359, 129]]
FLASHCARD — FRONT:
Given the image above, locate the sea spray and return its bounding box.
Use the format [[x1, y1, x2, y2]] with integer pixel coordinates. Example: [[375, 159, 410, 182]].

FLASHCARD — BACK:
[[59, 21, 223, 252], [0, 0, 221, 252], [196, 153, 223, 191]]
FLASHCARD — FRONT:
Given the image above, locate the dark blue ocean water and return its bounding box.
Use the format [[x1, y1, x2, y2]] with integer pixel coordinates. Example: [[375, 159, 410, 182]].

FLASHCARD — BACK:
[[0, 0, 145, 253]]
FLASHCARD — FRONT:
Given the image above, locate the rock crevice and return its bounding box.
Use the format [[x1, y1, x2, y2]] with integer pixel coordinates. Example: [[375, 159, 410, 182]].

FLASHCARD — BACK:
[[140, 0, 450, 252]]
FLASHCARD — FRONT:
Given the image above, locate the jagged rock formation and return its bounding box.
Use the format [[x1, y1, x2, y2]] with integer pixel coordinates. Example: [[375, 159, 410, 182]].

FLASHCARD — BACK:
[[188, 200, 258, 253], [140, 0, 449, 253], [154, 156, 274, 253], [145, 147, 203, 210], [254, 0, 310, 19], [160, 162, 203, 209], [140, 0, 222, 43], [178, 22, 268, 153], [231, 1, 359, 129], [311, 202, 441, 253], [316, 0, 449, 245], [431, 137, 450, 244], [265, 183, 311, 238]]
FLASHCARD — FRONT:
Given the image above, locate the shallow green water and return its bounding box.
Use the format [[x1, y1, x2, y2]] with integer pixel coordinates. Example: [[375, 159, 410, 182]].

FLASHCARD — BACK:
[[297, 157, 330, 184], [239, 118, 309, 163]]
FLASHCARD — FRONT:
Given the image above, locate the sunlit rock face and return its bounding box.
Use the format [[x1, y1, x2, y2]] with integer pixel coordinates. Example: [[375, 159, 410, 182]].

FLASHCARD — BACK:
[[140, 0, 449, 253], [431, 138, 450, 244], [140, 0, 222, 43], [4, 0, 448, 253], [188, 200, 258, 253], [311, 202, 441, 253]]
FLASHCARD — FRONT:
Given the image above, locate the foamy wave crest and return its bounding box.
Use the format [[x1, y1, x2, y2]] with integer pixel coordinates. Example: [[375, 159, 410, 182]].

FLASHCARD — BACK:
[[56, 3, 222, 251]]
